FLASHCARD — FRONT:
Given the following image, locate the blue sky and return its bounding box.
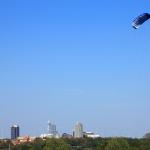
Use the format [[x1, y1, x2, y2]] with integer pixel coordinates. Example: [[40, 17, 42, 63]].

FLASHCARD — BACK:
[[0, 0, 150, 138]]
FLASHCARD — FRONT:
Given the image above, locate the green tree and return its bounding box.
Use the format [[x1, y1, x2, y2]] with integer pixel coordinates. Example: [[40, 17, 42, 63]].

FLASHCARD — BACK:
[[105, 138, 130, 150], [43, 138, 71, 150], [32, 138, 45, 150], [139, 138, 150, 150]]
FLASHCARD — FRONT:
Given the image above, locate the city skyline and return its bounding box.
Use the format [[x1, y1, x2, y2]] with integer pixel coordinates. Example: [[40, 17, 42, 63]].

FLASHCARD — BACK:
[[0, 119, 149, 139], [1, 121, 101, 139], [1, 0, 150, 138]]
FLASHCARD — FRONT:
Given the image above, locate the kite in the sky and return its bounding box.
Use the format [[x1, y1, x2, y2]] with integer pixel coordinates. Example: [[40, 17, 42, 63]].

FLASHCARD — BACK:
[[132, 13, 150, 29]]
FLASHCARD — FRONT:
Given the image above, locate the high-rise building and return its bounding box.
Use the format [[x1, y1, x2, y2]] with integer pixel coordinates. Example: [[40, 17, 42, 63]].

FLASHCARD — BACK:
[[40, 121, 60, 139], [48, 121, 57, 135], [11, 125, 20, 139], [74, 122, 83, 138]]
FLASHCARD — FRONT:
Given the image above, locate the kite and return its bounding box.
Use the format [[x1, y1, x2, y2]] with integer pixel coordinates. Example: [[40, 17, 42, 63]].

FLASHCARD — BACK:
[[132, 13, 150, 29]]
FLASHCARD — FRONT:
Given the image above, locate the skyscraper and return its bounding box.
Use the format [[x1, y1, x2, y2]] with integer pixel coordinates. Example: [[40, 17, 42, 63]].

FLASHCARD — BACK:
[[74, 122, 83, 138], [11, 125, 20, 139], [48, 121, 57, 135]]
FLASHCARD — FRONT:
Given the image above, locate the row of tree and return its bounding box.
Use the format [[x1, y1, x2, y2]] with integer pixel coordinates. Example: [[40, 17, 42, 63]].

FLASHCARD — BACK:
[[0, 137, 150, 150]]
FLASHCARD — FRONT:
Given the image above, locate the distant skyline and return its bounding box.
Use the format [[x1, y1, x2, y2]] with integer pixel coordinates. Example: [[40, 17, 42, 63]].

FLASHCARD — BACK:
[[0, 0, 150, 138]]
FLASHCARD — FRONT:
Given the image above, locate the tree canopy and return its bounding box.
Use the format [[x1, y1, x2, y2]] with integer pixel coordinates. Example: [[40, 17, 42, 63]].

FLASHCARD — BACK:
[[1, 137, 150, 150]]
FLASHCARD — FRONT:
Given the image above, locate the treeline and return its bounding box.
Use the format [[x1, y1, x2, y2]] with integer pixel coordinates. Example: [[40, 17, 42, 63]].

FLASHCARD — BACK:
[[1, 137, 150, 150]]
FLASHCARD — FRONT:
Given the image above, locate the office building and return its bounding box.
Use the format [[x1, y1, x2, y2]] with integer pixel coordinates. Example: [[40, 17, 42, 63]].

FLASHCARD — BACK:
[[74, 122, 83, 138], [48, 121, 57, 135], [11, 125, 20, 139]]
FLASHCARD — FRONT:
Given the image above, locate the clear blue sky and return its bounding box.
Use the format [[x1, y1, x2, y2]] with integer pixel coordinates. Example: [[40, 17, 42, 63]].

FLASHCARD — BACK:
[[0, 0, 150, 138]]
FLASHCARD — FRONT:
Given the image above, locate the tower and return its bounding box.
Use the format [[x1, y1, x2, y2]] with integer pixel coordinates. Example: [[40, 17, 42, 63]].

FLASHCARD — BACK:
[[11, 125, 19, 139], [74, 122, 83, 138], [48, 121, 57, 135]]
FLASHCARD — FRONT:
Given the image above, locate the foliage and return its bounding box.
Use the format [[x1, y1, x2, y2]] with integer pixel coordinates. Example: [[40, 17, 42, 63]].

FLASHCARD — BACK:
[[105, 138, 130, 150], [43, 138, 71, 150], [1, 137, 150, 150]]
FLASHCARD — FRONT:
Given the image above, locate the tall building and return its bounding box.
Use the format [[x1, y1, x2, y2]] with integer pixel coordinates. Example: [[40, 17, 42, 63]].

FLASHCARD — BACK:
[[40, 121, 60, 139], [74, 122, 83, 138], [48, 121, 57, 135], [11, 125, 20, 139]]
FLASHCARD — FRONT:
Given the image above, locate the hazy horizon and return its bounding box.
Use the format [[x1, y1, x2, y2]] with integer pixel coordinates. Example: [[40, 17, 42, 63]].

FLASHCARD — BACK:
[[0, 0, 150, 138]]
